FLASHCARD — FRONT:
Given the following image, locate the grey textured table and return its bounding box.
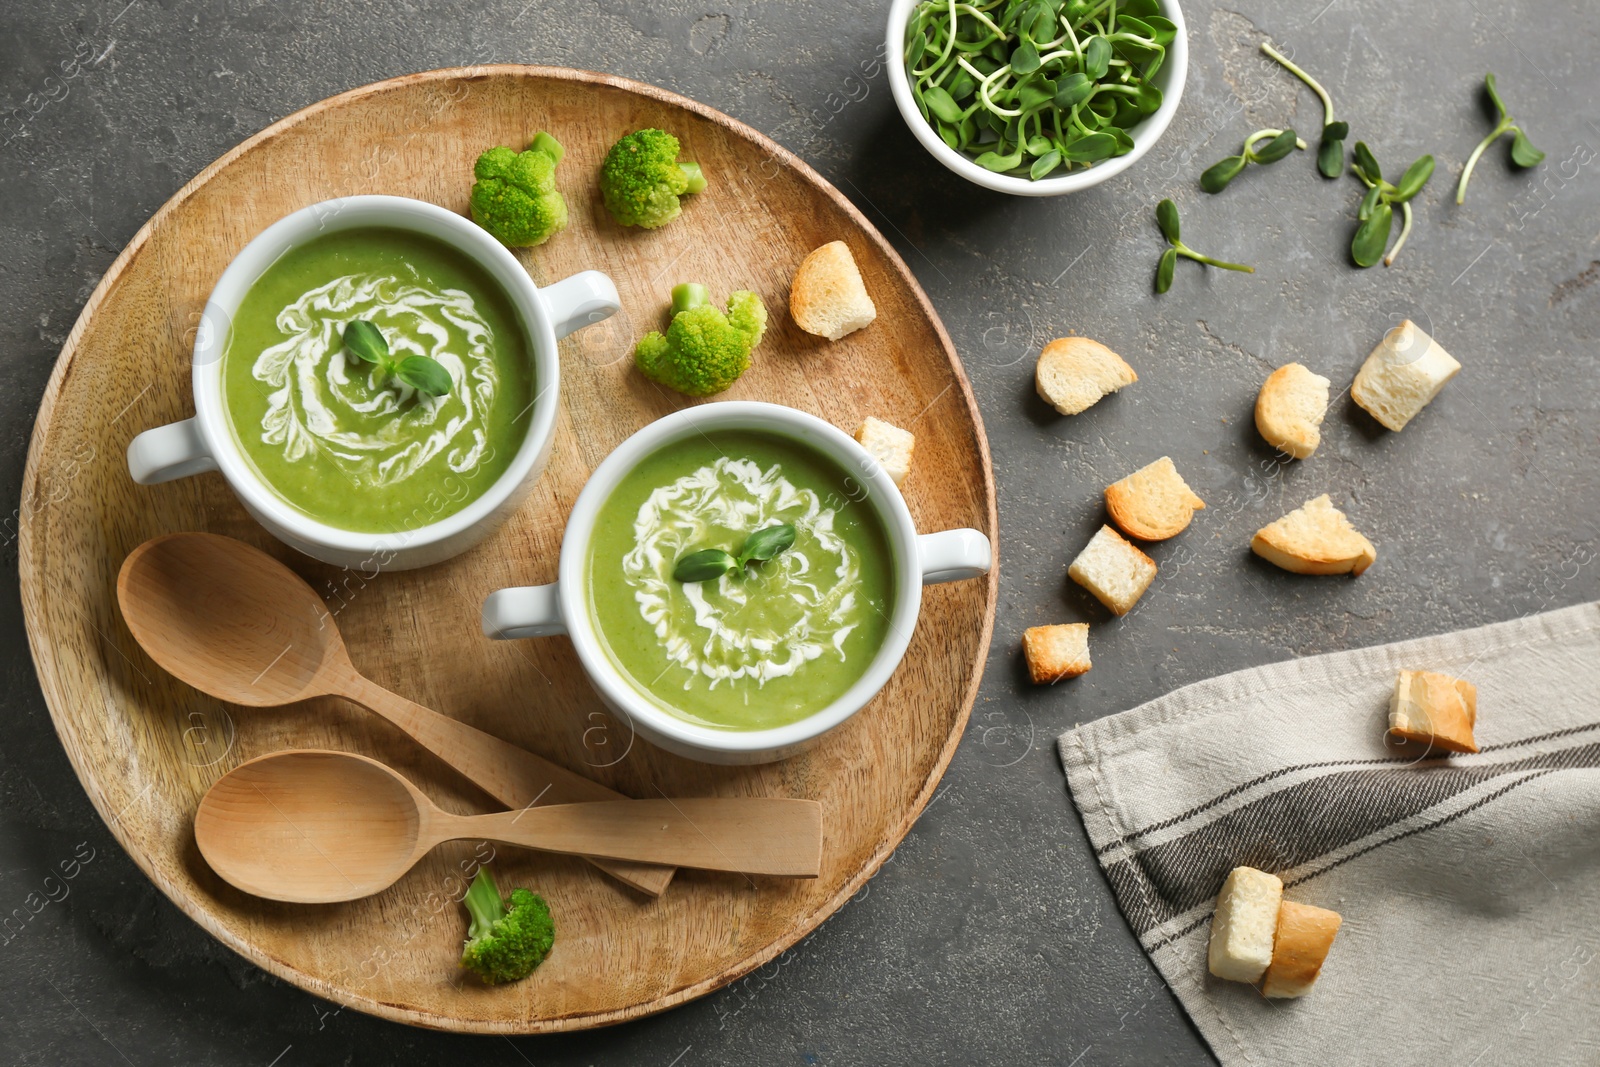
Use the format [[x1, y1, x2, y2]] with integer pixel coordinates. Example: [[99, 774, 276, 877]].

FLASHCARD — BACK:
[[3, 1, 1596, 1064]]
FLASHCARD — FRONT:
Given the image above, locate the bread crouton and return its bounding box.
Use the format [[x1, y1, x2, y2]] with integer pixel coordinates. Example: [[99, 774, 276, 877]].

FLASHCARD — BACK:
[[1035, 337, 1137, 415], [1069, 525, 1157, 615], [1022, 623, 1091, 683], [1351, 320, 1460, 431], [1208, 866, 1284, 984], [1255, 363, 1331, 460], [854, 416, 914, 487], [1388, 669, 1478, 753], [1251, 495, 1376, 576], [790, 241, 877, 340], [1262, 900, 1343, 998], [1104, 457, 1205, 541]]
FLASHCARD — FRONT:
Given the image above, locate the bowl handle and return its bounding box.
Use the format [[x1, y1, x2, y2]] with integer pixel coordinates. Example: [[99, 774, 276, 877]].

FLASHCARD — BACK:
[[482, 583, 565, 640], [539, 270, 621, 340], [917, 529, 992, 585], [127, 417, 218, 485]]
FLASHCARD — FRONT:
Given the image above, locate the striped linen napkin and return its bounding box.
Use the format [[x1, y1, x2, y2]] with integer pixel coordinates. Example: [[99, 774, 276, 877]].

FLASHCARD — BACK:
[[1058, 602, 1600, 1067]]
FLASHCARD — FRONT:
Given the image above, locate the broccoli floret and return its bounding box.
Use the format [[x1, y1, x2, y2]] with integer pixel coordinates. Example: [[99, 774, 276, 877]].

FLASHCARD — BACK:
[[600, 129, 708, 229], [458, 866, 553, 985], [469, 131, 569, 247], [634, 283, 767, 396]]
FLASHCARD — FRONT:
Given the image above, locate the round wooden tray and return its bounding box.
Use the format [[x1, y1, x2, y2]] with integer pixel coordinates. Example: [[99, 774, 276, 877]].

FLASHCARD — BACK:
[[18, 66, 996, 1033]]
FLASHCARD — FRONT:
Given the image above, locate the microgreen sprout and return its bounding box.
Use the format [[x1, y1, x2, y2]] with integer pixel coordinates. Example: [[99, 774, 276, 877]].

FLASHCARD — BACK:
[[1260, 42, 1347, 178], [1456, 72, 1545, 204], [903, 0, 1177, 180], [1348, 142, 1435, 268], [1199, 128, 1306, 193], [672, 524, 798, 583], [341, 319, 452, 398], [1154, 198, 1255, 293]]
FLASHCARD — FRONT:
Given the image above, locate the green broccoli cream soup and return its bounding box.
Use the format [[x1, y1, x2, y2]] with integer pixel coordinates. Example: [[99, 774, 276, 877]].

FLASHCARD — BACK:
[[222, 227, 533, 532], [587, 430, 896, 731]]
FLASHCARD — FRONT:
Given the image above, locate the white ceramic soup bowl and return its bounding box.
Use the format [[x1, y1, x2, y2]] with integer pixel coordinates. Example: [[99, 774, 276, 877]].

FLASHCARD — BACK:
[[481, 401, 993, 765], [886, 0, 1187, 196], [126, 194, 620, 571]]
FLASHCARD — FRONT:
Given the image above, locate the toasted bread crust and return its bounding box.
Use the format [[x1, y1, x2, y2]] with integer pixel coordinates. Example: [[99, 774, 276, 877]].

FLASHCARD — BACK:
[[1035, 337, 1137, 416], [1255, 363, 1331, 460], [1388, 669, 1479, 753], [1251, 495, 1377, 576], [1104, 457, 1206, 541], [1261, 900, 1342, 998], [790, 241, 877, 340], [1022, 623, 1091, 683]]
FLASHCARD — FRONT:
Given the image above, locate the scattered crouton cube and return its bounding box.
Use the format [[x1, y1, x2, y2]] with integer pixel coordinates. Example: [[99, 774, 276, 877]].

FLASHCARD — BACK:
[[1104, 456, 1205, 541], [1022, 623, 1091, 683], [1069, 525, 1157, 616], [854, 416, 914, 487], [1035, 337, 1137, 415], [1262, 900, 1343, 999], [1208, 866, 1284, 984], [1388, 669, 1479, 753], [1251, 494, 1377, 576], [1351, 320, 1460, 431]]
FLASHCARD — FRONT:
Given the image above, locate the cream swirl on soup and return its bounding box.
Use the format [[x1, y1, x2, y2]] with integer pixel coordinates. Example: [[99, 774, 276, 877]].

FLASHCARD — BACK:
[[251, 273, 500, 487], [621, 456, 866, 688]]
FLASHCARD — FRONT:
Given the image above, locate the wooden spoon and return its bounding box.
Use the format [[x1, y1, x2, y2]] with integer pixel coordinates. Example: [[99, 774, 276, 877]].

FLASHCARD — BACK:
[[117, 533, 673, 897], [195, 750, 821, 902]]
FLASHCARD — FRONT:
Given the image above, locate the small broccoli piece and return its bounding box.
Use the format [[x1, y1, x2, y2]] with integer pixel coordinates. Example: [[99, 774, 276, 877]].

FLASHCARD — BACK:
[[458, 866, 554, 985], [634, 283, 767, 397], [600, 129, 708, 229], [469, 131, 569, 247]]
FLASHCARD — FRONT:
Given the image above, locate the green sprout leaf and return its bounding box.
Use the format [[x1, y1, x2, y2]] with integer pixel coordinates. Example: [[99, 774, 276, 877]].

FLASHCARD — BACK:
[[394, 355, 452, 397], [1484, 72, 1507, 120], [1200, 155, 1247, 193], [1353, 141, 1382, 184], [1156, 197, 1181, 243], [1317, 129, 1346, 180], [1358, 183, 1383, 220], [1054, 73, 1094, 109], [1510, 129, 1545, 167], [1083, 36, 1112, 79], [1352, 202, 1393, 267], [673, 548, 738, 583], [738, 524, 797, 566], [1156, 246, 1177, 293], [1030, 150, 1062, 179], [1251, 129, 1300, 165], [922, 86, 964, 124], [1010, 41, 1042, 75], [1062, 132, 1117, 163], [342, 319, 389, 366], [1391, 155, 1435, 203]]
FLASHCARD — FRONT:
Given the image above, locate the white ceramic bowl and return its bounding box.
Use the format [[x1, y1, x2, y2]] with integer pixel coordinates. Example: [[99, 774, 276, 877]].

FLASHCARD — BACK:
[[126, 195, 620, 571], [886, 0, 1187, 196], [481, 401, 993, 765]]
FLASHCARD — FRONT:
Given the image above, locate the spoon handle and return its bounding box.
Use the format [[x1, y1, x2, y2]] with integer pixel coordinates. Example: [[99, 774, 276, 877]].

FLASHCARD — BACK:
[[340, 674, 675, 896], [431, 799, 824, 878]]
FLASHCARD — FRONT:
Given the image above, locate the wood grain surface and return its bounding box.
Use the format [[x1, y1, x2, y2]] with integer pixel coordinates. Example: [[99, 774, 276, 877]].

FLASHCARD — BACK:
[[17, 66, 997, 1032]]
